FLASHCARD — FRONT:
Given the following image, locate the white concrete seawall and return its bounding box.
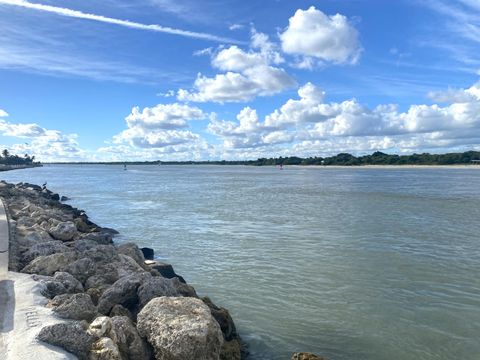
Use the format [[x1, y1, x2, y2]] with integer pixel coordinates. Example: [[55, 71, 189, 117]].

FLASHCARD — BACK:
[[0, 197, 76, 360], [0, 199, 8, 276]]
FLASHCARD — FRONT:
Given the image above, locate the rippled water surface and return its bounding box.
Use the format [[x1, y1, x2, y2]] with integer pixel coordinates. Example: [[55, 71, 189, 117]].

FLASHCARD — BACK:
[[2, 165, 480, 360]]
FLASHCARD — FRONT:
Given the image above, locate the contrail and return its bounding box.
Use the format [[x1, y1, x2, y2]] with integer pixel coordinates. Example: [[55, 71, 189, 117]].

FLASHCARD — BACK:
[[0, 0, 243, 44]]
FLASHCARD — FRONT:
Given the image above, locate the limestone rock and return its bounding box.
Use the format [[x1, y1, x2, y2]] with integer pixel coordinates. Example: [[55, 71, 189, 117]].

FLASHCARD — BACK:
[[74, 217, 92, 233], [220, 340, 242, 360], [19, 229, 54, 245], [97, 273, 151, 315], [22, 252, 78, 276], [48, 293, 97, 321], [80, 232, 113, 245], [37, 321, 97, 360], [49, 221, 78, 241], [137, 297, 223, 360], [116, 254, 146, 277], [90, 337, 122, 360], [88, 316, 115, 339], [117, 242, 146, 268], [203, 297, 238, 341], [150, 262, 186, 283], [40, 271, 84, 298], [65, 257, 97, 284], [111, 316, 151, 360], [109, 305, 134, 321], [137, 276, 197, 308], [291, 353, 328, 360], [75, 239, 100, 252], [22, 240, 70, 264]]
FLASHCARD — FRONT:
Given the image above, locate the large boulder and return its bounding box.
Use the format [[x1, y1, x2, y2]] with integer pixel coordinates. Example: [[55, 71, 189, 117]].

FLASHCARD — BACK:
[[22, 252, 78, 276], [111, 316, 151, 360], [117, 242, 146, 268], [116, 254, 146, 277], [48, 221, 77, 241], [150, 262, 186, 283], [38, 271, 84, 298], [97, 273, 151, 315], [37, 321, 97, 360], [88, 316, 116, 339], [48, 293, 97, 321], [64, 257, 96, 284], [220, 340, 242, 360], [291, 353, 328, 360], [80, 232, 113, 245], [137, 276, 197, 308], [18, 229, 54, 245], [90, 337, 122, 360], [203, 297, 238, 341], [74, 217, 92, 233], [21, 240, 70, 264], [137, 297, 223, 360]]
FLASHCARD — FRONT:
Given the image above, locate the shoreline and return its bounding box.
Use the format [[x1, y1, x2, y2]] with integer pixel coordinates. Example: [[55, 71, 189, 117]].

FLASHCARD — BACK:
[[288, 164, 480, 169], [0, 165, 42, 172], [0, 181, 245, 360]]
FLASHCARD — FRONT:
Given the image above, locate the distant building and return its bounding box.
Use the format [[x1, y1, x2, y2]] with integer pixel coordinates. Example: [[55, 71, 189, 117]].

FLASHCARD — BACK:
[[471, 160, 480, 164]]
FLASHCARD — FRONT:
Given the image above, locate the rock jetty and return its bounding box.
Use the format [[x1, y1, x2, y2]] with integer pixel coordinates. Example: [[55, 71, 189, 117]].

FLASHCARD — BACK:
[[0, 181, 244, 360]]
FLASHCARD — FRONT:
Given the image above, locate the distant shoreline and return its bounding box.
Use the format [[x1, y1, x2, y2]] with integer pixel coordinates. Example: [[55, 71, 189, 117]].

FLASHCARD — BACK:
[[44, 163, 480, 169], [0, 164, 42, 172]]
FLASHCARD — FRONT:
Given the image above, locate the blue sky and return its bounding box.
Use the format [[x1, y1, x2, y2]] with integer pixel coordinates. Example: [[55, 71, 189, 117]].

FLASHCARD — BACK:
[[0, 0, 479, 161]]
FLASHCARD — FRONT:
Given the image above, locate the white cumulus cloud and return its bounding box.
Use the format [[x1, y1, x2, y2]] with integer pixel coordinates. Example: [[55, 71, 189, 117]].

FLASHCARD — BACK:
[[207, 80, 480, 156], [279, 6, 362, 67], [178, 30, 296, 103], [113, 102, 208, 153]]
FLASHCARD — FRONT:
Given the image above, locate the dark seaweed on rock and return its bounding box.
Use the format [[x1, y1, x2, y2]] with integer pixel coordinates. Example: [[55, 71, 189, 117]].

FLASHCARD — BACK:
[[0, 180, 245, 360]]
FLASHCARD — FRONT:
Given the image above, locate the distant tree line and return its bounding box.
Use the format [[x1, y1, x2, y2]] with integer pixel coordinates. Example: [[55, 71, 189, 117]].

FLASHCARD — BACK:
[[50, 151, 480, 166], [0, 149, 37, 165], [249, 151, 480, 166]]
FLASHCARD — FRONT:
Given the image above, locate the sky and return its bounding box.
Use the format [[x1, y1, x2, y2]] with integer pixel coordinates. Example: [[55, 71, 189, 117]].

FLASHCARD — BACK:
[[0, 0, 480, 162]]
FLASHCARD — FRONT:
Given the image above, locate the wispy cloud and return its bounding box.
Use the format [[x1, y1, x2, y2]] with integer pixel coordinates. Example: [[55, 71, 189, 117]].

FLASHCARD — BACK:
[[0, 0, 243, 44]]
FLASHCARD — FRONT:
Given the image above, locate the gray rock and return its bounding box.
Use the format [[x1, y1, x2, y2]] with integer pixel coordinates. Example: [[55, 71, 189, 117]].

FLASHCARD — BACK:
[[85, 275, 116, 292], [80, 232, 113, 245], [37, 321, 97, 360], [137, 297, 223, 360], [149, 262, 186, 283], [49, 221, 77, 241], [220, 340, 242, 360], [22, 252, 78, 276], [203, 297, 238, 342], [116, 254, 146, 278], [111, 316, 151, 360], [90, 337, 122, 360], [74, 239, 101, 252], [88, 316, 115, 339], [109, 305, 134, 321], [40, 271, 84, 298], [74, 217, 91, 233], [22, 240, 70, 264], [64, 257, 96, 284], [137, 276, 197, 308], [117, 242, 146, 268], [291, 353, 328, 360], [17, 227, 53, 244], [97, 273, 151, 315], [48, 293, 97, 321]]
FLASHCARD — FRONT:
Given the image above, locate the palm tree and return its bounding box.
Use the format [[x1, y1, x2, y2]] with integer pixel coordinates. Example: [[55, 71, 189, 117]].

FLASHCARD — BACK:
[[2, 149, 9, 158]]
